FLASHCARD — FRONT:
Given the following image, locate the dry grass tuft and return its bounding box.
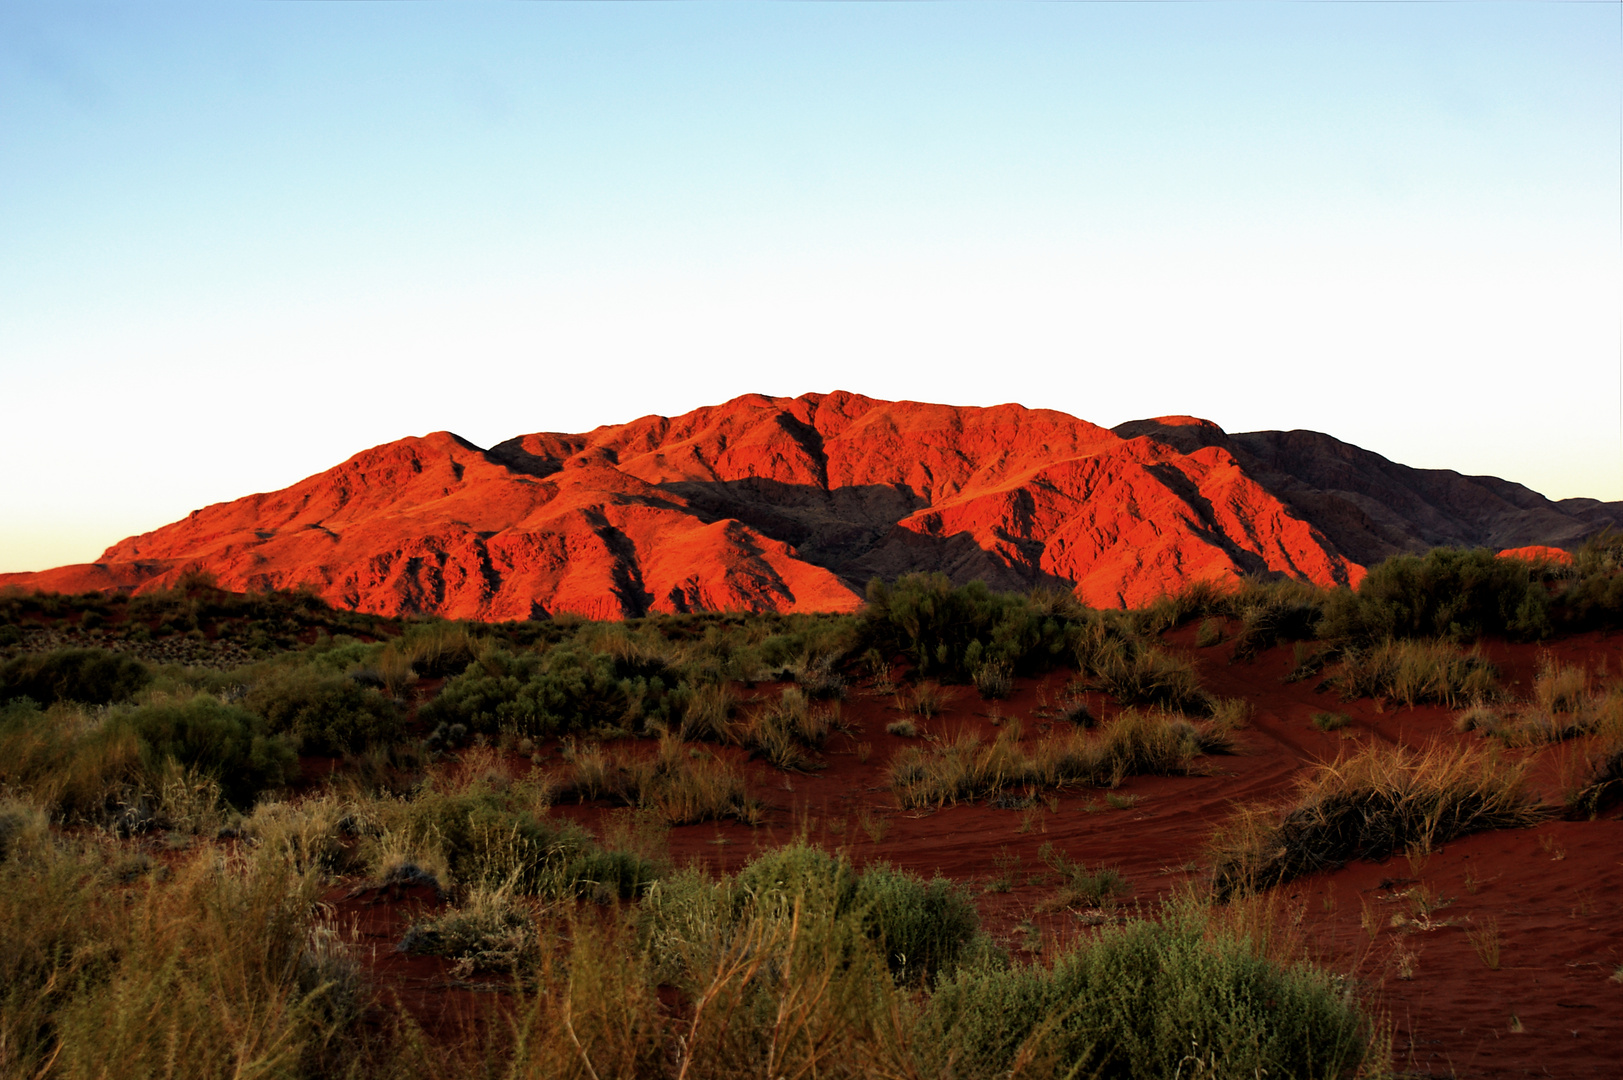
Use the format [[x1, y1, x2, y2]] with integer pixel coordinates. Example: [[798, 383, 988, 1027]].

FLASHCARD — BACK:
[[889, 710, 1219, 809], [559, 734, 763, 826], [1210, 741, 1542, 897], [1328, 638, 1498, 708]]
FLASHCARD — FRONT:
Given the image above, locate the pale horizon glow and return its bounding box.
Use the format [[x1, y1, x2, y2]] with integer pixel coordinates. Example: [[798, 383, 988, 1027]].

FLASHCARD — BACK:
[[2, 2, 1619, 572]]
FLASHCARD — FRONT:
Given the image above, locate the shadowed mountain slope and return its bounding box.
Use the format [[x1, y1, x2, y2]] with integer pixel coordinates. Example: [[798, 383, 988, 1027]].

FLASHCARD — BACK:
[[5, 393, 1613, 618]]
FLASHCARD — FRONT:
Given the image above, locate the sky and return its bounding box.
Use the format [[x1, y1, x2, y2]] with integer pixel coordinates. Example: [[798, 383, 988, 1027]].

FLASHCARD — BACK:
[[1, 1, 1619, 573]]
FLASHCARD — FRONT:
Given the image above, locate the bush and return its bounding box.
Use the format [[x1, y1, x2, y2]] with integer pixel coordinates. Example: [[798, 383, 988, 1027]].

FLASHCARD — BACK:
[[117, 695, 298, 807], [725, 843, 980, 983], [854, 865, 981, 981], [372, 783, 659, 899], [420, 643, 684, 737], [1320, 547, 1550, 643], [0, 699, 144, 822], [739, 687, 835, 770], [863, 574, 1081, 680], [243, 666, 403, 755], [399, 880, 537, 972], [917, 902, 1370, 1079], [0, 647, 150, 706]]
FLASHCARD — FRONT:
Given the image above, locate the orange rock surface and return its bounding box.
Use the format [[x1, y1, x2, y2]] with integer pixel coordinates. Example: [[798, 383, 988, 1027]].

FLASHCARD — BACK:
[[1496, 545, 1574, 566], [5, 392, 1611, 618]]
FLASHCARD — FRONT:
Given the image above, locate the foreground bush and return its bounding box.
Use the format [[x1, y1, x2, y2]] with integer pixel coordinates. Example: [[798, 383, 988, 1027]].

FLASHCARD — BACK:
[[645, 841, 981, 987], [0, 838, 357, 1080], [1210, 742, 1542, 896], [918, 901, 1370, 1080]]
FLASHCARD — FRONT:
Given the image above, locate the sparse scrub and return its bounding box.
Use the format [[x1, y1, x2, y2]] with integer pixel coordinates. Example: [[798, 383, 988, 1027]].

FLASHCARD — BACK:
[[1565, 724, 1623, 817], [1311, 711, 1351, 732], [739, 686, 836, 770], [1210, 742, 1542, 896], [680, 681, 739, 742], [1210, 696, 1253, 731], [400, 878, 539, 973], [1467, 916, 1502, 970], [1037, 842, 1128, 910], [901, 679, 956, 718]]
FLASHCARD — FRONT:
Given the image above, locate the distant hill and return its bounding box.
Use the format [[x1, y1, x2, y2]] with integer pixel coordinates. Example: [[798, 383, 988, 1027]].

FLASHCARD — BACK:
[[6, 392, 1617, 618]]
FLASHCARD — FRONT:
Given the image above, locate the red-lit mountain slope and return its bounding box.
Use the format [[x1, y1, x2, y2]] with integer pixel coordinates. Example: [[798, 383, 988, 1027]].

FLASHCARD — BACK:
[[5, 393, 1615, 619]]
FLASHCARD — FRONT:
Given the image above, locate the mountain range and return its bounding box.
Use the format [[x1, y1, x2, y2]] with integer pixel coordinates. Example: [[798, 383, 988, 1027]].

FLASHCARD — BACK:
[[4, 391, 1615, 619]]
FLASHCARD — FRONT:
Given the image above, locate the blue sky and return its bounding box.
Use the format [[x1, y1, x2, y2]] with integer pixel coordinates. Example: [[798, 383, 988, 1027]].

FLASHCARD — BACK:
[[2, 1, 1617, 572]]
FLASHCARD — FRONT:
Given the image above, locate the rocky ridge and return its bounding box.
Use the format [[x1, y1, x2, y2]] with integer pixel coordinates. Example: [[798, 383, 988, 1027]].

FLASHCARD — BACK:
[[5, 392, 1616, 618]]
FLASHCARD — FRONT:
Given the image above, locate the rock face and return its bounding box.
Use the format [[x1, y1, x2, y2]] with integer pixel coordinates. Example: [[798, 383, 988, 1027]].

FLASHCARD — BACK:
[[6, 393, 1618, 618]]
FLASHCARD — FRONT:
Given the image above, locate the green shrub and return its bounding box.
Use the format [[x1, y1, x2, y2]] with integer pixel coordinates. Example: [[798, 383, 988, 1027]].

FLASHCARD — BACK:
[[373, 785, 659, 899], [420, 643, 684, 737], [863, 574, 1081, 680], [0, 647, 150, 706], [1321, 547, 1550, 643], [243, 666, 402, 755], [117, 695, 298, 807], [917, 904, 1370, 1079], [724, 843, 980, 982], [854, 865, 980, 981]]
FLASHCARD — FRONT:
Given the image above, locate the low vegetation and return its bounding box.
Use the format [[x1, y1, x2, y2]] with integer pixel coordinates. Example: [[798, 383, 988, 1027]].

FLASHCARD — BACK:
[[16, 540, 1623, 1076]]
